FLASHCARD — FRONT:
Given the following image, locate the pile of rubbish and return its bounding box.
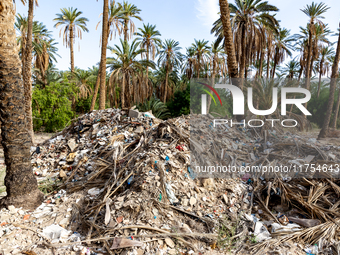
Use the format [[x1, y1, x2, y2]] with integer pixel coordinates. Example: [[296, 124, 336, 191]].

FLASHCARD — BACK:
[[1, 108, 340, 254]]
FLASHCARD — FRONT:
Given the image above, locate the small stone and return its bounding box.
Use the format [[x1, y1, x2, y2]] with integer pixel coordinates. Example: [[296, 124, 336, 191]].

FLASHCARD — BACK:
[[168, 249, 177, 255], [189, 197, 196, 206], [8, 205, 16, 214], [182, 199, 189, 207], [59, 169, 67, 179], [165, 238, 175, 248], [222, 194, 228, 205]]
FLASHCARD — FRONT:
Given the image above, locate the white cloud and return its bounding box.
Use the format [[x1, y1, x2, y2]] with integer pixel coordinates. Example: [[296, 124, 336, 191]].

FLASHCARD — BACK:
[[195, 0, 219, 27]]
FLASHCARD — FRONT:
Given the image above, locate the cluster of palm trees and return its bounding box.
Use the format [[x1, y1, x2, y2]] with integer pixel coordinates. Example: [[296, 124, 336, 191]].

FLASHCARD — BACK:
[[14, 0, 340, 137]]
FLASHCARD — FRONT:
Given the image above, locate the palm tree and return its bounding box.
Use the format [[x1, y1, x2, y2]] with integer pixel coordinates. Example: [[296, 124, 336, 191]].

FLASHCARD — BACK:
[[316, 46, 334, 97], [217, 0, 238, 80], [22, 0, 38, 143], [158, 39, 183, 103], [98, 0, 109, 110], [319, 31, 340, 138], [301, 2, 330, 108], [53, 7, 89, 73], [91, 1, 124, 111], [271, 28, 295, 78], [72, 69, 94, 100], [208, 40, 225, 112], [213, 0, 279, 80], [280, 60, 301, 79], [33, 38, 60, 87], [135, 23, 161, 101], [0, 0, 44, 210], [107, 39, 155, 108], [120, 1, 142, 42], [331, 82, 340, 129], [191, 39, 210, 79]]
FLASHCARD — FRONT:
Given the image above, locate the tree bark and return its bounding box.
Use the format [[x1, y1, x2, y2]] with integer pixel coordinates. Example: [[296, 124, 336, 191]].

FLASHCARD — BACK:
[[331, 84, 340, 129], [22, 0, 34, 144], [239, 26, 246, 80], [163, 64, 169, 103], [124, 19, 128, 42], [121, 72, 126, 108], [145, 44, 149, 102], [70, 25, 75, 73], [317, 58, 323, 98], [304, 22, 313, 111], [90, 66, 101, 111], [219, 0, 238, 80], [99, 0, 109, 110], [0, 0, 44, 210], [318, 31, 340, 139]]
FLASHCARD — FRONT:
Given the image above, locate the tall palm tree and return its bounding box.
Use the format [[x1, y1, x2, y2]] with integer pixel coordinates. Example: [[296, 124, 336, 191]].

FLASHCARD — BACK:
[[207, 40, 225, 112], [33, 38, 60, 87], [191, 39, 210, 79], [53, 7, 89, 73], [271, 28, 295, 78], [331, 82, 340, 129], [319, 30, 340, 138], [0, 0, 44, 210], [280, 60, 301, 79], [98, 0, 109, 110], [301, 2, 329, 109], [183, 47, 196, 80], [213, 0, 279, 80], [120, 1, 142, 42], [107, 39, 155, 107], [72, 68, 94, 100], [23, 0, 38, 143], [158, 39, 183, 103], [91, 1, 124, 111], [135, 23, 161, 101], [218, 0, 238, 81], [316, 46, 334, 97]]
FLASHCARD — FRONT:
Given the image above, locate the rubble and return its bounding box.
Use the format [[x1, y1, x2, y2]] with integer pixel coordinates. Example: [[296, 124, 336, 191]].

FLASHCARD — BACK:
[[0, 109, 339, 254]]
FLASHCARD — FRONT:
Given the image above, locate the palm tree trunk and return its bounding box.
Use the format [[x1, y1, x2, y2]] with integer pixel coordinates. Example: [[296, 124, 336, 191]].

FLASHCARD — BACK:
[[331, 84, 340, 129], [258, 46, 264, 78], [207, 58, 216, 113], [239, 26, 246, 79], [266, 47, 271, 79], [163, 65, 169, 103], [22, 0, 34, 144], [317, 58, 323, 98], [146, 44, 150, 102], [124, 19, 128, 42], [99, 0, 109, 110], [304, 23, 313, 111], [90, 66, 101, 111], [0, 0, 44, 210], [121, 73, 126, 108], [70, 25, 75, 73], [318, 31, 340, 139], [219, 0, 238, 80]]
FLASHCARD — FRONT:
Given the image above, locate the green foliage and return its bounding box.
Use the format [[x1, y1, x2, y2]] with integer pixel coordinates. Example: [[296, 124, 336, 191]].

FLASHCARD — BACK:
[[307, 81, 339, 128], [167, 84, 190, 117], [137, 97, 171, 119], [32, 81, 76, 132]]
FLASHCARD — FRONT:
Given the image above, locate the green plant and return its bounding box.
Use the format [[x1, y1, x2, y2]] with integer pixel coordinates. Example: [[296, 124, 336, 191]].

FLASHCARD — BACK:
[[38, 178, 61, 195], [167, 84, 190, 117], [137, 97, 171, 119], [217, 216, 237, 251], [32, 81, 76, 132]]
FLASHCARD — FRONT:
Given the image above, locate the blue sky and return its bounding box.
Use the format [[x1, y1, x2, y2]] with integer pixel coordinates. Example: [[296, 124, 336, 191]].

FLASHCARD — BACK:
[[16, 0, 340, 71]]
